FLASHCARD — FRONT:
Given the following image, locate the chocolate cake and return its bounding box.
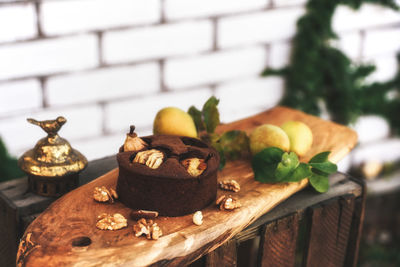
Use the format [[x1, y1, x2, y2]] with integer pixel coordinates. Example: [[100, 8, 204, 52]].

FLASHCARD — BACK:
[[116, 135, 219, 217]]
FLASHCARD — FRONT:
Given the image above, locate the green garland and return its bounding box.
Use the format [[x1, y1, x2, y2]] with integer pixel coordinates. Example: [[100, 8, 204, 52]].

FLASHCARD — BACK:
[[0, 137, 24, 182], [263, 0, 400, 134]]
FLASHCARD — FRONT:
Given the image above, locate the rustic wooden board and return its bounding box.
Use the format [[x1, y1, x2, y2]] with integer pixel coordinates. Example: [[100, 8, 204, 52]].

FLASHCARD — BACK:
[[17, 106, 357, 267]]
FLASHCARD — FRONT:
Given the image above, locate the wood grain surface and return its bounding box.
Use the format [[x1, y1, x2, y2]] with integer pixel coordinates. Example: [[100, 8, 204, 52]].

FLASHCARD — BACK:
[[17, 106, 358, 267]]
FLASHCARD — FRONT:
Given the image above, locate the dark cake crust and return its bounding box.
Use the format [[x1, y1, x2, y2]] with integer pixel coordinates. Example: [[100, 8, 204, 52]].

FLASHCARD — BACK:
[[116, 135, 219, 216]]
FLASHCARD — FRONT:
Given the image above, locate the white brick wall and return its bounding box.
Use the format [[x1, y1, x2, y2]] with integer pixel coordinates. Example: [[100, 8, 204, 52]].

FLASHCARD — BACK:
[[165, 0, 268, 20], [352, 139, 400, 165], [218, 8, 305, 48], [41, 0, 160, 35], [0, 0, 399, 163], [165, 47, 267, 89], [0, 105, 102, 155], [364, 53, 399, 82], [73, 134, 124, 161], [0, 35, 98, 80], [336, 32, 362, 60], [103, 21, 213, 64], [333, 4, 400, 32], [363, 27, 400, 57], [46, 63, 160, 106], [104, 88, 213, 133], [273, 0, 307, 7], [353, 115, 391, 144], [0, 79, 42, 116], [0, 4, 36, 43], [269, 41, 292, 68], [215, 77, 284, 122]]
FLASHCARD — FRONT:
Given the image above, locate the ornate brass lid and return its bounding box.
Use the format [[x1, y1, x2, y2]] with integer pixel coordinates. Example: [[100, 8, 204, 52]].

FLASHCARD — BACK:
[[18, 116, 88, 177]]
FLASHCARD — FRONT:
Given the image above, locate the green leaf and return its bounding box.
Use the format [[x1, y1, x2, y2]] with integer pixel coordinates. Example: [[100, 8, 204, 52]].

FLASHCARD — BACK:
[[308, 151, 337, 175], [218, 150, 226, 170], [288, 163, 312, 182], [309, 161, 337, 175], [217, 130, 250, 160], [251, 147, 284, 183], [202, 96, 220, 133], [188, 106, 205, 132], [309, 151, 331, 163], [309, 173, 330, 193], [275, 152, 299, 181]]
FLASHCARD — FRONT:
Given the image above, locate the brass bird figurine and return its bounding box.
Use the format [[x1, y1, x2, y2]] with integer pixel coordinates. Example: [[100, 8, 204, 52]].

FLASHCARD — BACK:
[[27, 116, 67, 136]]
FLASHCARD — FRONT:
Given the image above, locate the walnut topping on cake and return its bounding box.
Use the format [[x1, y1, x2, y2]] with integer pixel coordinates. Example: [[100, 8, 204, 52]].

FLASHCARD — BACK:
[[93, 186, 118, 203], [216, 195, 241, 211], [133, 218, 162, 240], [133, 149, 164, 169], [181, 158, 207, 177], [96, 213, 127, 230], [219, 180, 240, 192]]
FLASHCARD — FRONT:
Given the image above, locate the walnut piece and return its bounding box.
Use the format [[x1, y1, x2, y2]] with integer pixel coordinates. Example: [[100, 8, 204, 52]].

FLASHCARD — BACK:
[[181, 158, 207, 177], [96, 213, 127, 230], [133, 149, 164, 169], [216, 195, 241, 211], [193, 211, 203, 226], [133, 218, 162, 240], [150, 224, 162, 240], [219, 180, 240, 192], [133, 218, 150, 237], [93, 186, 118, 203], [109, 188, 118, 200]]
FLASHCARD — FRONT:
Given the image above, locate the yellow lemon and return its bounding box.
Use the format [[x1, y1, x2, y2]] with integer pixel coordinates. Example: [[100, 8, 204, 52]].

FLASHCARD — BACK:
[[153, 107, 197, 138], [281, 121, 313, 157], [249, 124, 290, 155]]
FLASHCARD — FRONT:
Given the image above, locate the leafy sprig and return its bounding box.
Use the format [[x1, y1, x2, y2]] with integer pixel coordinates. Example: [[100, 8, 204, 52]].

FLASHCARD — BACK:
[[188, 96, 250, 169], [252, 147, 337, 193]]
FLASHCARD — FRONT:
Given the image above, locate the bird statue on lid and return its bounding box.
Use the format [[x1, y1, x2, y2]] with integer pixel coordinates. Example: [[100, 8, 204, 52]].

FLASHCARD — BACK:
[[18, 116, 88, 197]]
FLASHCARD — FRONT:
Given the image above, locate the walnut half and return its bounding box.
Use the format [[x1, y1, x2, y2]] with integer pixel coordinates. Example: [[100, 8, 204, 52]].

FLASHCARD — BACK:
[[96, 213, 127, 230], [133, 149, 164, 169], [93, 186, 118, 203], [133, 218, 163, 240], [216, 195, 241, 211], [219, 180, 241, 192], [181, 158, 207, 177]]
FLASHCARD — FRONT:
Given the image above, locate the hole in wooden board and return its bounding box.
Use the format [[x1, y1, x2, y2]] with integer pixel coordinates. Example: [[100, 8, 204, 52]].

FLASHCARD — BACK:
[[71, 236, 92, 247]]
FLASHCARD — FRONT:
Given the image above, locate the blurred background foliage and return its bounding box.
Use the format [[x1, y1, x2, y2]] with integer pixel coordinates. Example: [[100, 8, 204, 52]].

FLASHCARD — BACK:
[[263, 0, 400, 135], [0, 137, 24, 182]]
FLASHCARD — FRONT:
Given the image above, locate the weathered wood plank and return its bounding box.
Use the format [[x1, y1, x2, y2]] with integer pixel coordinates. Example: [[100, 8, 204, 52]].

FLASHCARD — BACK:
[[246, 172, 362, 230], [259, 213, 300, 267], [205, 239, 237, 267], [344, 178, 366, 267], [304, 196, 355, 267], [0, 191, 19, 267]]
